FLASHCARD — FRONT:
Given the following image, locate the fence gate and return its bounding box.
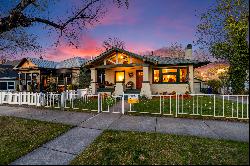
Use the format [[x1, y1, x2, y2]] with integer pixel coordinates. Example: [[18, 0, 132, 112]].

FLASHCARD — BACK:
[[100, 94, 123, 113]]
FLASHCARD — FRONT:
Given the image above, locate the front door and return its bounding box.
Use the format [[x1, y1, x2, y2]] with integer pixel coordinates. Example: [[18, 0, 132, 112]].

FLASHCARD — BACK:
[[136, 70, 143, 89]]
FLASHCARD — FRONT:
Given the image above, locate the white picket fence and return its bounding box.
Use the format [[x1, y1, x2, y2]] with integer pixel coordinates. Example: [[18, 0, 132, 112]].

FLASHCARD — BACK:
[[0, 89, 89, 107], [123, 93, 249, 120], [0, 91, 249, 120]]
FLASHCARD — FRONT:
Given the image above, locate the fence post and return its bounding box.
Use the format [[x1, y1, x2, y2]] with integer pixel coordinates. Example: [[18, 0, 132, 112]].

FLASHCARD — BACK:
[[19, 92, 22, 105], [213, 95, 216, 117], [175, 93, 178, 117], [98, 93, 101, 113], [222, 95, 225, 117], [122, 92, 125, 114], [61, 92, 65, 110], [0, 91, 2, 105]]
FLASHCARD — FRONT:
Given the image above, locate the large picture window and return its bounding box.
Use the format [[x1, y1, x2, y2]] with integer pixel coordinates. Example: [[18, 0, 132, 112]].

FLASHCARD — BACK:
[[153, 67, 188, 84]]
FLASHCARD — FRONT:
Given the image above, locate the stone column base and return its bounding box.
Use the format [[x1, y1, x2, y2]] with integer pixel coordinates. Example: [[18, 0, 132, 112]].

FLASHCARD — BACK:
[[90, 82, 97, 94], [114, 83, 124, 96], [140, 82, 152, 99]]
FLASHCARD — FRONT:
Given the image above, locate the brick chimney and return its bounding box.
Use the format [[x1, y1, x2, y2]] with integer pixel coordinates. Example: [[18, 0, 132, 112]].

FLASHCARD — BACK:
[[185, 44, 192, 59]]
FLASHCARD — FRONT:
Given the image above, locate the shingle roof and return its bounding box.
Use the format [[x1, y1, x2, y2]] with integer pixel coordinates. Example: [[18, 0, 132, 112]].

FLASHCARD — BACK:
[[84, 47, 206, 66], [27, 58, 58, 68], [144, 56, 201, 65], [0, 65, 18, 79], [15, 57, 87, 69], [56, 57, 86, 69]]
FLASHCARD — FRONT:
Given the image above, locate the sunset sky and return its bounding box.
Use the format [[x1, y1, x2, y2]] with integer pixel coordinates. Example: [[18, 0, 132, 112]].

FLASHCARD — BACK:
[[4, 0, 216, 61]]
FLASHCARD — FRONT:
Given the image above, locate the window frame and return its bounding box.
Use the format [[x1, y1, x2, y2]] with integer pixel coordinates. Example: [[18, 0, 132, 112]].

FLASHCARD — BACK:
[[152, 67, 189, 84], [0, 81, 15, 90]]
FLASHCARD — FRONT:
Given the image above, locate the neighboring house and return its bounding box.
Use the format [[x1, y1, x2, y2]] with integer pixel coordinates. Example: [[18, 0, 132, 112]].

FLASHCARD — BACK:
[[83, 45, 208, 97], [194, 62, 230, 81], [0, 64, 18, 91], [194, 77, 208, 94], [14, 57, 86, 92]]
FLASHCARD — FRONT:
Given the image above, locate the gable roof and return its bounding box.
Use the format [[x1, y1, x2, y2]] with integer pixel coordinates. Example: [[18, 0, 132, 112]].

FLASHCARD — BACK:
[[14, 57, 87, 69], [83, 47, 209, 67], [83, 47, 148, 66]]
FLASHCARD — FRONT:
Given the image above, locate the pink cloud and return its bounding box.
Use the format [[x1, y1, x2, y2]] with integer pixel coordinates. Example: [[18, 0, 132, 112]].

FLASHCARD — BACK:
[[43, 35, 156, 62], [44, 34, 101, 61]]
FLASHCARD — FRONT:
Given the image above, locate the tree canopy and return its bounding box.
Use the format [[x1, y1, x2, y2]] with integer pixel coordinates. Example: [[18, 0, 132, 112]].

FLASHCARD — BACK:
[[196, 0, 249, 94]]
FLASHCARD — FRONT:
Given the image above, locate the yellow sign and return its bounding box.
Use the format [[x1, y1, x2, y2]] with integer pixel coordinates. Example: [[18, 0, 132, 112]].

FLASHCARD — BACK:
[[128, 94, 139, 104]]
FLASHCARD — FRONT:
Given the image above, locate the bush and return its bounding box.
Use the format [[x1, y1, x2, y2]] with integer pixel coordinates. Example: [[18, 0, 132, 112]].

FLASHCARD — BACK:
[[46, 83, 57, 92], [206, 79, 222, 94], [78, 67, 91, 89]]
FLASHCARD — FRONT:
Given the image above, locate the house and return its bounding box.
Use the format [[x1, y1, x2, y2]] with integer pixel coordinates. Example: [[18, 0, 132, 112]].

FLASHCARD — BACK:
[[0, 64, 19, 91], [14, 57, 86, 92], [193, 77, 208, 94], [83, 44, 208, 97]]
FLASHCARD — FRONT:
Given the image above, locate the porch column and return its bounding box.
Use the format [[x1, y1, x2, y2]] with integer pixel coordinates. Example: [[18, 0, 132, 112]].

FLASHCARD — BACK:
[[90, 68, 98, 94], [140, 66, 152, 98], [24, 73, 27, 91], [188, 65, 194, 93]]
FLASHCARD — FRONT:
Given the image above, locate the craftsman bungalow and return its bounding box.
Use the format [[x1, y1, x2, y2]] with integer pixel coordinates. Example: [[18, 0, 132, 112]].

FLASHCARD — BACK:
[[14, 57, 86, 92], [84, 44, 208, 97]]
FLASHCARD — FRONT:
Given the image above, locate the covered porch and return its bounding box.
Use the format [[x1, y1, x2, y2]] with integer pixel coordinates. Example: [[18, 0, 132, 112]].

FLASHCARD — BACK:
[[90, 64, 152, 96]]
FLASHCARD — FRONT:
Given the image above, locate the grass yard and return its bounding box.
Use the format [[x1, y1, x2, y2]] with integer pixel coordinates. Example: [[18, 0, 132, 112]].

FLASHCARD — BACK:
[[0, 116, 72, 165], [64, 96, 119, 112], [128, 96, 248, 120], [71, 130, 249, 165]]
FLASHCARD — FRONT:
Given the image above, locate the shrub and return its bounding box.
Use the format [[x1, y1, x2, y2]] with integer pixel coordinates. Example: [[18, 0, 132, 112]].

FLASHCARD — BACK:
[[46, 83, 57, 92], [206, 79, 222, 94]]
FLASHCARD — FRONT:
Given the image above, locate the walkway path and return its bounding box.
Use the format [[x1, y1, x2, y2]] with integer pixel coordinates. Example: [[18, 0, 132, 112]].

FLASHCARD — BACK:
[[0, 105, 249, 165]]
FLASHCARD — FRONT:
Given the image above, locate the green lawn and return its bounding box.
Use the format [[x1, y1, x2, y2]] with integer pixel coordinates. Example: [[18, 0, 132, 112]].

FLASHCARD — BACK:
[[71, 130, 249, 165], [0, 116, 72, 165], [128, 96, 248, 120], [64, 96, 119, 112]]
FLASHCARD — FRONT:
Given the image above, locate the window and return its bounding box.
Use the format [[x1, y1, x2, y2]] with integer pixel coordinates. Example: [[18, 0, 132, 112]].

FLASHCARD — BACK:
[[0, 82, 7, 90], [153, 70, 160, 83], [163, 75, 177, 82], [162, 69, 177, 73], [180, 68, 188, 82], [115, 71, 125, 82], [0, 81, 15, 90], [8, 82, 14, 90], [153, 67, 188, 83]]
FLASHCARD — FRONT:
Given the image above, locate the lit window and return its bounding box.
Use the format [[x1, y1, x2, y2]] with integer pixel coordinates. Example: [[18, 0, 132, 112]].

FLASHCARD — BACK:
[[116, 71, 125, 82], [153, 67, 188, 83], [153, 70, 160, 83], [180, 68, 188, 82], [163, 75, 177, 82], [162, 69, 177, 73]]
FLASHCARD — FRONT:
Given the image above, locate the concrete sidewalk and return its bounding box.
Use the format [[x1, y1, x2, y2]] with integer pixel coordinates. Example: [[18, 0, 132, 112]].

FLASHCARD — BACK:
[[0, 105, 249, 165]]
